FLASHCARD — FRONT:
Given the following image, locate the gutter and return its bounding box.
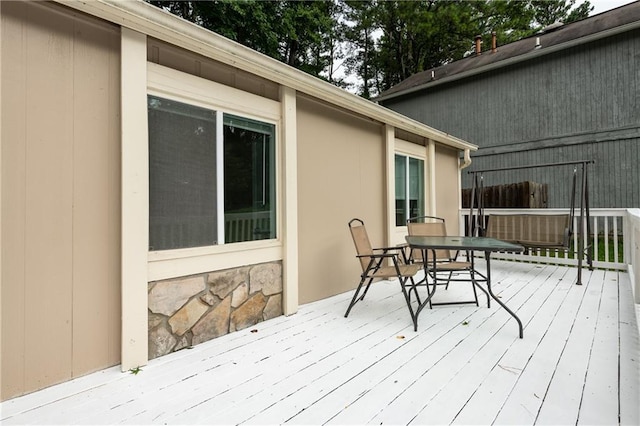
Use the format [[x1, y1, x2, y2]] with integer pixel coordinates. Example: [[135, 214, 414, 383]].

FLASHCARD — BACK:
[[54, 0, 476, 152], [376, 19, 640, 103]]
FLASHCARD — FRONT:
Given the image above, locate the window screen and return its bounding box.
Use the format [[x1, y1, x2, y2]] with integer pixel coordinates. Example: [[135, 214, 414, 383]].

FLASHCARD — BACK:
[[148, 95, 218, 250]]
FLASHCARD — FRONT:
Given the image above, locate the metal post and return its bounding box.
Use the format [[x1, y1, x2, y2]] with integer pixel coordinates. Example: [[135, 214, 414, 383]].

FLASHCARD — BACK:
[[576, 162, 587, 285], [468, 173, 477, 237], [585, 164, 593, 269]]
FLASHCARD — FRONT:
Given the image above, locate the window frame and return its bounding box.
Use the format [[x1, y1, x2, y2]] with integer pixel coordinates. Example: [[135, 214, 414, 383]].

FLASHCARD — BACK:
[[394, 139, 428, 230], [147, 63, 282, 280]]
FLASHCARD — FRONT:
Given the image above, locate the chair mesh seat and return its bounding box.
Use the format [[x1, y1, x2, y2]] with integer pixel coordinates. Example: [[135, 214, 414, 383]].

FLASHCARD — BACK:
[[371, 264, 421, 278]]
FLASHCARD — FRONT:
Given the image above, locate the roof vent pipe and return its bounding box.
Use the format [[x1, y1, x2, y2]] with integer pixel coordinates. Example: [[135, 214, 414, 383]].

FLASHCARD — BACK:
[[491, 31, 497, 53], [474, 35, 482, 55], [535, 37, 541, 49]]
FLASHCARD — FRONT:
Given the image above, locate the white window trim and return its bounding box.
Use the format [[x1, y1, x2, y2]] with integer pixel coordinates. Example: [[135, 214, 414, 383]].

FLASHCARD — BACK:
[[147, 63, 284, 281], [391, 139, 429, 245], [121, 27, 149, 371], [395, 139, 426, 158], [216, 110, 225, 243], [148, 63, 280, 121]]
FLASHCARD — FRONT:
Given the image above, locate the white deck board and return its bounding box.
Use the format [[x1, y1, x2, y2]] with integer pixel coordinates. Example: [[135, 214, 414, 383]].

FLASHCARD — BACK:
[[494, 268, 605, 425], [448, 265, 577, 426], [576, 269, 620, 425], [1, 261, 638, 425], [520, 267, 591, 425], [368, 263, 551, 426], [303, 261, 531, 425]]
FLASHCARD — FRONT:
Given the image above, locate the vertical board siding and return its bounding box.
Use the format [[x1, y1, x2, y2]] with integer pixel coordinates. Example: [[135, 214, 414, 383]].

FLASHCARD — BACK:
[[296, 96, 386, 305], [460, 139, 639, 208], [384, 29, 640, 208], [1, 0, 28, 400], [23, 1, 75, 392], [71, 14, 122, 375], [434, 145, 462, 232], [1, 1, 121, 400]]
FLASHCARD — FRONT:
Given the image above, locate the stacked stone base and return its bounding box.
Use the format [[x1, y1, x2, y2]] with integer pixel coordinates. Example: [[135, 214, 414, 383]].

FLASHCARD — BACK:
[[148, 262, 283, 359]]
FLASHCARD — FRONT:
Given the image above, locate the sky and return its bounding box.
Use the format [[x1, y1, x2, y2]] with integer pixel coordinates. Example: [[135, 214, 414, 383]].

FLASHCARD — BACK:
[[589, 0, 635, 14]]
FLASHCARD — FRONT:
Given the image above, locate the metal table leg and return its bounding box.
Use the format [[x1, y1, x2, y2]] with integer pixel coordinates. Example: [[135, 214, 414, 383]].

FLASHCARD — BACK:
[[484, 251, 524, 338]]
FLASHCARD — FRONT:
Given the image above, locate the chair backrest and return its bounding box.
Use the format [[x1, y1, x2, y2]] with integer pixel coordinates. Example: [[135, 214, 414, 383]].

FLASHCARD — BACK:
[[407, 216, 452, 261], [349, 218, 373, 272]]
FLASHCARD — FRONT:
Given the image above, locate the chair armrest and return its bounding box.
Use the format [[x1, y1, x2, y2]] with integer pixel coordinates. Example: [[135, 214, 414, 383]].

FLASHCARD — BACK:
[[356, 253, 396, 259], [372, 246, 403, 252]]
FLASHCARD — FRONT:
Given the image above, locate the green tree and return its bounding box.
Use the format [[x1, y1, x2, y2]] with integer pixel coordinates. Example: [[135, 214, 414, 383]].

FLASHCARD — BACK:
[[362, 0, 592, 97], [342, 1, 381, 98], [147, 0, 593, 98], [147, 0, 339, 81], [278, 0, 338, 77], [531, 0, 593, 28], [373, 0, 479, 92]]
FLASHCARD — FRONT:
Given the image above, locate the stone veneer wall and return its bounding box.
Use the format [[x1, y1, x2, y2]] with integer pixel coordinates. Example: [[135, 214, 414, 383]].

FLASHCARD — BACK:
[[148, 262, 283, 359]]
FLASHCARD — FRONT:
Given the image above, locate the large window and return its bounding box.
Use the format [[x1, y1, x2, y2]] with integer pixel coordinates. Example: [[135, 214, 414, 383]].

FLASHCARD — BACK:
[[148, 95, 276, 251], [395, 154, 425, 226]]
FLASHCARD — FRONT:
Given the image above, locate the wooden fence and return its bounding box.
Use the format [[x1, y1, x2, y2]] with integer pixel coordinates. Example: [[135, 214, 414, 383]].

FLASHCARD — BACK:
[[462, 181, 548, 208]]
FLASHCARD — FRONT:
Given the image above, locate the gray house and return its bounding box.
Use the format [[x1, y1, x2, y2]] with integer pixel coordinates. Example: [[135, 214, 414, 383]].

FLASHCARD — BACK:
[[377, 1, 640, 209]]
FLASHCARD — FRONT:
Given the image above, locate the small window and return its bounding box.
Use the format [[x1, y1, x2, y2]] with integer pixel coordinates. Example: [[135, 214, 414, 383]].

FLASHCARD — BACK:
[[223, 114, 276, 243], [395, 154, 425, 226]]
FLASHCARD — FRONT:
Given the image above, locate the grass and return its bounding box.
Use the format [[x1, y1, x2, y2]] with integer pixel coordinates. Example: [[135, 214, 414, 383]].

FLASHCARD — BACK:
[[530, 235, 624, 263]]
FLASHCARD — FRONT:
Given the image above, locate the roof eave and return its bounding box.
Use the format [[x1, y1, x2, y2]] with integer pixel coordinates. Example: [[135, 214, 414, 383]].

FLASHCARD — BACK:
[[53, 0, 476, 152], [376, 19, 640, 103]]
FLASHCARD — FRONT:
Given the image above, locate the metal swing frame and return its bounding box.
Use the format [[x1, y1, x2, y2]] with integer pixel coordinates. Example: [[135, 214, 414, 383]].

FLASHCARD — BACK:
[[466, 160, 594, 285]]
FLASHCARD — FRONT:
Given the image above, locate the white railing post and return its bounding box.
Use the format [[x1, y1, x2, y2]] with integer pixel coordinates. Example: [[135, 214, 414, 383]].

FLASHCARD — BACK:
[[625, 209, 640, 303]]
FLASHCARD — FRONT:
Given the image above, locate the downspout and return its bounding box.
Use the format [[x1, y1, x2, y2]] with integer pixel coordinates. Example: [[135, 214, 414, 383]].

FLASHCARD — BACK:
[[427, 140, 437, 215], [459, 148, 472, 169], [458, 149, 472, 234]]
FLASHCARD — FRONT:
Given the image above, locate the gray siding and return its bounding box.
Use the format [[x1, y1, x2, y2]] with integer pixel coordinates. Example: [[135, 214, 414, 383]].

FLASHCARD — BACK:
[[464, 139, 639, 209], [383, 29, 640, 208]]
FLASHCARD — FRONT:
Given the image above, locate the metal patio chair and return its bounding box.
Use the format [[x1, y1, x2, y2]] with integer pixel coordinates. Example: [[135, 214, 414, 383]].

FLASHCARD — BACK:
[[345, 218, 422, 321], [407, 215, 487, 307]]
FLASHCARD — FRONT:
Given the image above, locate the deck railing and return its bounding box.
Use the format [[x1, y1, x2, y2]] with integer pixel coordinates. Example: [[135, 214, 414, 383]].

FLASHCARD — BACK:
[[459, 208, 634, 272], [149, 212, 272, 248], [225, 211, 272, 243], [626, 209, 640, 303]]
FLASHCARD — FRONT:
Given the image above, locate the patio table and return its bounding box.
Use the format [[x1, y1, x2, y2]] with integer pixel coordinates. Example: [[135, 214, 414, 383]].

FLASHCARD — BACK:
[[405, 235, 525, 338]]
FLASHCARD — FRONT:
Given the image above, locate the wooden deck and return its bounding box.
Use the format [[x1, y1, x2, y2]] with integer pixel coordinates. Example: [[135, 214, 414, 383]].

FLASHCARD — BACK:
[[2, 261, 639, 425]]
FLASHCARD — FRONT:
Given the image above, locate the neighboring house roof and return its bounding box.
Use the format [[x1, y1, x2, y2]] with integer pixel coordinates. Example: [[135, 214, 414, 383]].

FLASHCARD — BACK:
[[53, 0, 476, 152], [376, 1, 640, 102]]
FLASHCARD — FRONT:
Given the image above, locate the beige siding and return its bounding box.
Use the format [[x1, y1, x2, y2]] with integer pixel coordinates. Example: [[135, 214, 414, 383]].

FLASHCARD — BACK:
[[434, 145, 462, 235], [296, 96, 386, 304], [147, 38, 280, 101], [1, 1, 121, 400]]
